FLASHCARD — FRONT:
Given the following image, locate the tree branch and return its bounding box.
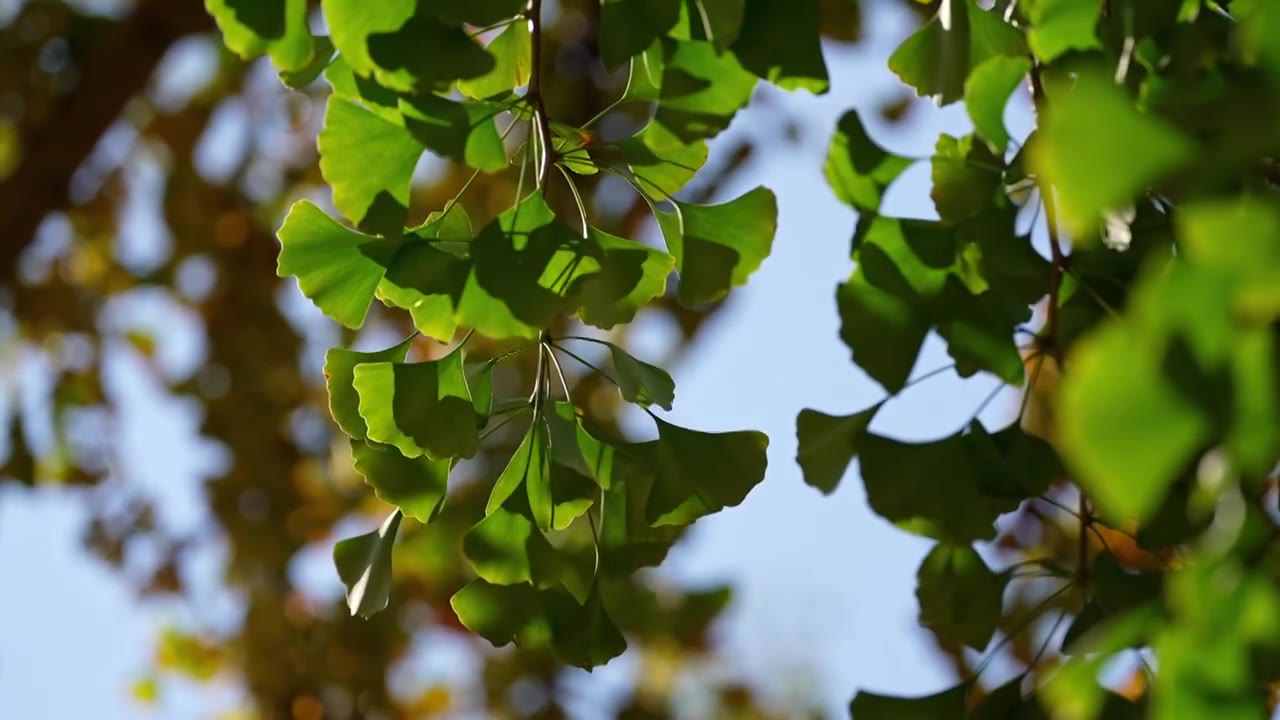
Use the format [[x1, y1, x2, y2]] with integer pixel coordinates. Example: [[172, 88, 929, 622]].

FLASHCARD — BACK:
[[526, 0, 556, 189]]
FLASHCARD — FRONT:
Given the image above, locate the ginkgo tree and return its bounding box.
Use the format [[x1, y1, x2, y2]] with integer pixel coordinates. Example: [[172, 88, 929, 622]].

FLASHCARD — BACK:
[[206, 0, 1280, 715]]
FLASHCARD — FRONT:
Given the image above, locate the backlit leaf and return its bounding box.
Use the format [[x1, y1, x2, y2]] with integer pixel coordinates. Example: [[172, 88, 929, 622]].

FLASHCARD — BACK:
[[205, 0, 313, 71], [323, 335, 415, 439], [486, 420, 551, 519], [646, 418, 768, 526], [964, 55, 1030, 153], [463, 504, 560, 585], [277, 200, 400, 329], [655, 39, 757, 143], [888, 0, 1026, 106], [354, 347, 479, 460], [350, 439, 449, 523], [458, 23, 532, 99], [825, 111, 914, 212], [318, 96, 423, 236], [599, 0, 681, 70], [333, 510, 402, 617], [1026, 0, 1102, 62], [656, 186, 777, 306], [731, 0, 828, 93]]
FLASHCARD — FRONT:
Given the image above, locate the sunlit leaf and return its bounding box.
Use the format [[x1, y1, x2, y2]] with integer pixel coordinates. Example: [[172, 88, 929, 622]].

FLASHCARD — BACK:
[[279, 35, 335, 88], [1026, 0, 1102, 62], [205, 0, 314, 71], [350, 439, 449, 523], [647, 417, 768, 526], [575, 226, 676, 329], [459, 23, 532, 99], [486, 419, 551, 518], [333, 510, 402, 617], [1033, 70, 1194, 231], [825, 111, 914, 212], [377, 209, 472, 341], [655, 39, 757, 142], [323, 335, 415, 439], [277, 200, 400, 329], [964, 55, 1029, 153], [354, 347, 479, 460], [463, 504, 561, 585], [930, 133, 1003, 222], [397, 95, 509, 172], [656, 187, 777, 306], [731, 0, 827, 92], [618, 122, 709, 198], [322, 0, 493, 92], [599, 0, 681, 70], [318, 96, 423, 236], [592, 340, 676, 410], [888, 0, 1026, 105]]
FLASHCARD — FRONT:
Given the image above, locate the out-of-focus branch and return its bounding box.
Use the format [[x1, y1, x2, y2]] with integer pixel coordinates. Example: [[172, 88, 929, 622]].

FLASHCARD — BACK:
[[0, 0, 212, 284]]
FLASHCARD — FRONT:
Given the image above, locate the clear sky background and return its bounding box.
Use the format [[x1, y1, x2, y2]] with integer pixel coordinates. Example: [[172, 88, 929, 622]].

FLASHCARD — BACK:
[[0, 2, 1038, 717]]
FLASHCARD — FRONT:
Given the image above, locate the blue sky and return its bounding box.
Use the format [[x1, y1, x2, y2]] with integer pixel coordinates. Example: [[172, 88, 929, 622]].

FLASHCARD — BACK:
[[0, 2, 1039, 717]]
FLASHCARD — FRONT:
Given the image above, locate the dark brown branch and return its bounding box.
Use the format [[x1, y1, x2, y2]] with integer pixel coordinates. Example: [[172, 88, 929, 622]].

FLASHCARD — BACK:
[[0, 0, 212, 285], [526, 0, 556, 189]]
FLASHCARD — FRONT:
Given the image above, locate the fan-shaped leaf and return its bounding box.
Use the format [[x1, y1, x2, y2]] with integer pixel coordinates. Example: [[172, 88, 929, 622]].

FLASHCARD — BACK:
[[333, 510, 403, 618]]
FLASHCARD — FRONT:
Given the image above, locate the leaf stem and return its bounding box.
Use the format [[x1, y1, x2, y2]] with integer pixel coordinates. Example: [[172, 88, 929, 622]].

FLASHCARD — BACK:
[[479, 405, 530, 441], [557, 164, 590, 238], [972, 583, 1072, 678], [545, 341, 572, 400], [527, 0, 555, 189], [553, 342, 621, 388]]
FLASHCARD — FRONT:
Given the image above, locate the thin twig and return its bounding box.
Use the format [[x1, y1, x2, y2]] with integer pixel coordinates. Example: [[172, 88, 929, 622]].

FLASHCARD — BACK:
[[527, 0, 555, 189], [546, 344, 572, 400]]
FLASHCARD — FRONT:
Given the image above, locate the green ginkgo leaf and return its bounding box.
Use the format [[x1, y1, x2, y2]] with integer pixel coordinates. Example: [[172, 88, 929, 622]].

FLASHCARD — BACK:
[[599, 441, 683, 573], [458, 22, 532, 99], [450, 580, 541, 646], [487, 419, 551, 518], [669, 0, 744, 49], [825, 111, 915, 212], [575, 225, 676, 329], [276, 200, 400, 329], [353, 346, 479, 460], [323, 335, 415, 439], [731, 0, 828, 93], [590, 339, 676, 410], [655, 39, 757, 143], [915, 543, 1008, 650], [318, 96, 424, 236], [618, 123, 709, 199], [795, 402, 883, 495], [350, 439, 449, 523], [278, 35, 335, 89], [463, 504, 561, 585], [655, 186, 777, 306], [396, 95, 509, 172], [964, 55, 1030, 153], [599, 0, 681, 70], [205, 0, 314, 71], [647, 418, 768, 526], [377, 209, 472, 341], [1026, 0, 1102, 62], [322, 0, 493, 92], [930, 133, 1003, 222], [333, 510, 403, 618], [850, 683, 969, 719], [888, 0, 1026, 106], [545, 402, 615, 489]]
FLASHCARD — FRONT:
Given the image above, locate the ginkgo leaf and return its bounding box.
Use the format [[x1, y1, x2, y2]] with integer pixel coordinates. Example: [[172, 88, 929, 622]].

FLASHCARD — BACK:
[[319, 96, 424, 236], [463, 504, 561, 585], [888, 0, 1026, 106], [915, 543, 1008, 650], [458, 22, 533, 99], [646, 418, 768, 526], [377, 209, 472, 341], [545, 402, 615, 489], [655, 187, 777, 306], [602, 340, 676, 410], [276, 200, 400, 329], [655, 39, 757, 143], [825, 111, 914, 212], [278, 35, 335, 89], [205, 0, 314, 71], [487, 420, 551, 518], [795, 402, 882, 494], [731, 0, 828, 93], [850, 683, 969, 719], [618, 122, 709, 199], [323, 335, 415, 439], [353, 347, 479, 460], [669, 0, 744, 49], [1026, 0, 1102, 62], [1033, 70, 1194, 231], [322, 0, 493, 92], [333, 510, 402, 618], [397, 95, 509, 172], [598, 441, 684, 573], [599, 0, 681, 70], [930, 133, 1003, 222], [575, 226, 676, 329], [859, 433, 1002, 542], [350, 439, 449, 523], [964, 55, 1029, 153], [546, 586, 627, 669]]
